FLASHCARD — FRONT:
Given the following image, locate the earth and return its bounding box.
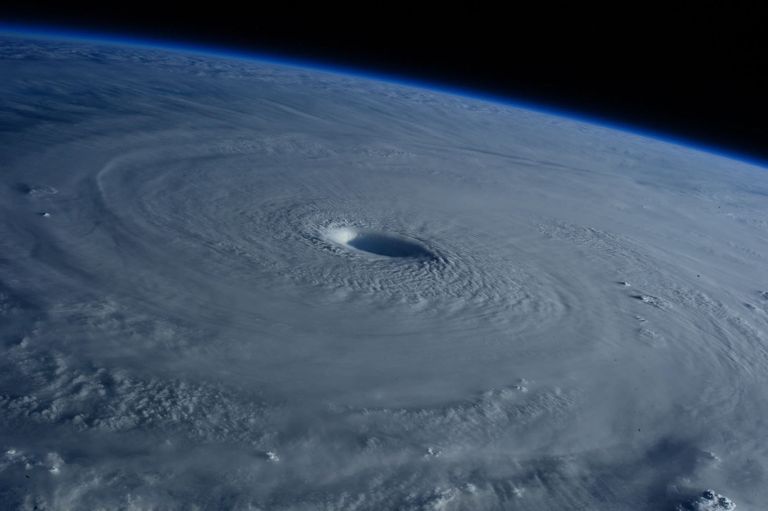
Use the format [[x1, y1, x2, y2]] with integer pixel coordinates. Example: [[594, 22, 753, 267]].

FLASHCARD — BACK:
[[0, 32, 765, 510]]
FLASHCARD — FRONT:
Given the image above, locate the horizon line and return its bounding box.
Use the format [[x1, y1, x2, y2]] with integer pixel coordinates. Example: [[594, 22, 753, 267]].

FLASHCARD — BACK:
[[0, 21, 766, 170]]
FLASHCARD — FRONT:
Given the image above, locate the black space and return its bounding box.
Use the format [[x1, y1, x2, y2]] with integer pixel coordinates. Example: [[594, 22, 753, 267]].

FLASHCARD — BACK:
[[1, 4, 767, 165]]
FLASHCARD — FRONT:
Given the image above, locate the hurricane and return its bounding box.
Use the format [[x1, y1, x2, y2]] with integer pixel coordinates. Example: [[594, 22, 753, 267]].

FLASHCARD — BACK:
[[0, 33, 766, 510]]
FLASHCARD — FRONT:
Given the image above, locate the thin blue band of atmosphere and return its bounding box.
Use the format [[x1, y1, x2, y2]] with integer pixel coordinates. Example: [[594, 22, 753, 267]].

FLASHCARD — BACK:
[[0, 21, 765, 170]]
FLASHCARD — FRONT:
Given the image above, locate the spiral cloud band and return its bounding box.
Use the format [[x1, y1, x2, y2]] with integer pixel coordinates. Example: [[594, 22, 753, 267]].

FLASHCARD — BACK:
[[1, 35, 766, 510]]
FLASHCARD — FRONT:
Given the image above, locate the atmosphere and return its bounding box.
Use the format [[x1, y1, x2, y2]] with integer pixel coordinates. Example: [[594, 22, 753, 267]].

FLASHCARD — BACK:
[[1, 4, 766, 162]]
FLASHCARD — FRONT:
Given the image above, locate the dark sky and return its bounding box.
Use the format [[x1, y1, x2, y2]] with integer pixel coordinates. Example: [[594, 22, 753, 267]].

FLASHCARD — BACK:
[[2, 3, 767, 165]]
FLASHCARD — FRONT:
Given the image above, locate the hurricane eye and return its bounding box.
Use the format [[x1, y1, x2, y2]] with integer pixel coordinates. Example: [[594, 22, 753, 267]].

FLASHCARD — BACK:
[[325, 227, 435, 259]]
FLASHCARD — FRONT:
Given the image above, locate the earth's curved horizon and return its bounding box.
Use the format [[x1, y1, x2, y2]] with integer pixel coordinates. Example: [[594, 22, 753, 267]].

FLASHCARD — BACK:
[[1, 32, 766, 510]]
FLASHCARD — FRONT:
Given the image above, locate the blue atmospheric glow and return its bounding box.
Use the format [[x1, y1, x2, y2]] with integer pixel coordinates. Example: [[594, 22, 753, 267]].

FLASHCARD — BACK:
[[0, 21, 765, 170]]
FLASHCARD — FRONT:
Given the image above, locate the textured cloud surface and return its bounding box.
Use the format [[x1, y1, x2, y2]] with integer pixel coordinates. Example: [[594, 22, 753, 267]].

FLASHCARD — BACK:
[[0, 35, 766, 509]]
